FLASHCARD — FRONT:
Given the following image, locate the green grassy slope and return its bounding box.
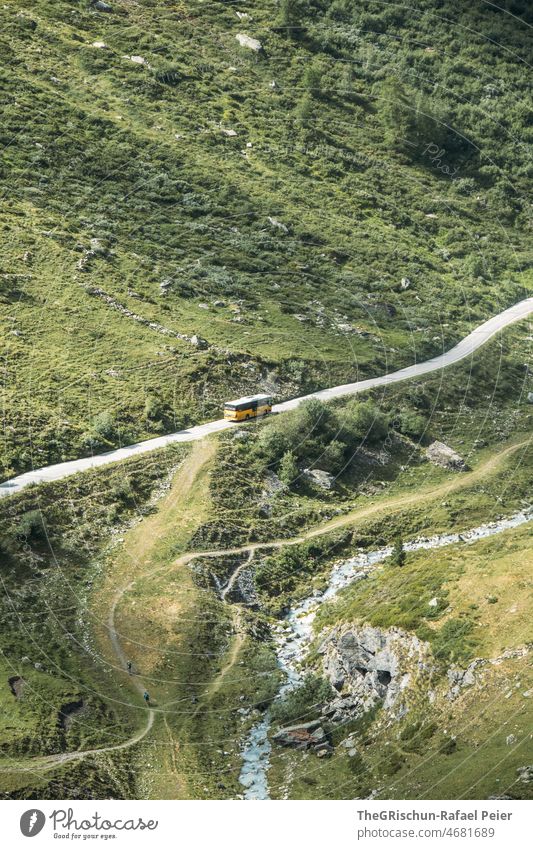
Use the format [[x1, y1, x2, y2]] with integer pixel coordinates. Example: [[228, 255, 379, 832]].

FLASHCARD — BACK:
[[269, 523, 533, 801], [1, 322, 529, 799], [0, 444, 187, 799], [1, 0, 531, 474]]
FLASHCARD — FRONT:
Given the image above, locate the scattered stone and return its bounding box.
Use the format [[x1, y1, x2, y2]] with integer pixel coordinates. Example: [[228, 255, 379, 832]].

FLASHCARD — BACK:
[[84, 286, 213, 350], [90, 238, 107, 255], [21, 656, 31, 665], [267, 216, 288, 233], [128, 55, 150, 66], [92, 41, 107, 49], [34, 662, 43, 671], [426, 440, 468, 472], [221, 128, 237, 137], [303, 468, 336, 490], [428, 597, 439, 608], [447, 662, 478, 700], [517, 765, 533, 783], [93, 0, 113, 11], [506, 734, 517, 746], [8, 676, 25, 698], [527, 392, 533, 404], [400, 277, 411, 290], [190, 334, 208, 349], [236, 33, 262, 52]]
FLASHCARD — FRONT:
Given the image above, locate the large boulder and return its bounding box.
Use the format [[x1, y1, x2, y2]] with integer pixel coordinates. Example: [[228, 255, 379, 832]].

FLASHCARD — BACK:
[[303, 468, 336, 490], [190, 334, 208, 349], [236, 33, 262, 52], [426, 440, 468, 471], [272, 719, 332, 754]]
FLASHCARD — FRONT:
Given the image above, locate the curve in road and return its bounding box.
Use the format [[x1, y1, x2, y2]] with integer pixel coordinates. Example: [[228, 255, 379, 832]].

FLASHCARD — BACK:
[[1, 297, 531, 498]]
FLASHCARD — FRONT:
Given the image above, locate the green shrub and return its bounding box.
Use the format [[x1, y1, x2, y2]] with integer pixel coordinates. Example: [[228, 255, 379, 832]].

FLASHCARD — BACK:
[[390, 536, 406, 567], [15, 510, 47, 543], [279, 450, 299, 486], [342, 400, 389, 444], [271, 674, 333, 726], [432, 618, 477, 665]]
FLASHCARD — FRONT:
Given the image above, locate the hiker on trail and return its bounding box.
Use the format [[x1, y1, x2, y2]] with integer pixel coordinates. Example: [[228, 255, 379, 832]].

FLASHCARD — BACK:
[[127, 661, 132, 674], [143, 691, 150, 704]]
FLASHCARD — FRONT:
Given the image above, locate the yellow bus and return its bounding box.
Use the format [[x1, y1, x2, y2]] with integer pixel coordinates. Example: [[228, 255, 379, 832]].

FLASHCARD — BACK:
[[223, 394, 273, 422]]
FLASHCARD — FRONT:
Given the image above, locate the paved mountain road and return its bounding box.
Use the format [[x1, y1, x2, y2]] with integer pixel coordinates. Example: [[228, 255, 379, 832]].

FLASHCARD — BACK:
[[1, 297, 531, 498]]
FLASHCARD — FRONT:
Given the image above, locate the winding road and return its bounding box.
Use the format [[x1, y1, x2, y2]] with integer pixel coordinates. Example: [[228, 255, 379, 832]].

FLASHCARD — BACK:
[[1, 297, 531, 499]]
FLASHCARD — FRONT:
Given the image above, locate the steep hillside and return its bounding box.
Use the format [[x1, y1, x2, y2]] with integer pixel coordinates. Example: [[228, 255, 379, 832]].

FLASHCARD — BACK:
[[1, 0, 532, 475], [0, 321, 531, 800]]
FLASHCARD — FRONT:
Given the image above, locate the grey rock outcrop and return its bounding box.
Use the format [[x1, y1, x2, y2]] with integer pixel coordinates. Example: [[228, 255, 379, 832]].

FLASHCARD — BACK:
[[236, 33, 262, 52], [223, 566, 258, 608], [447, 662, 478, 700], [303, 468, 336, 490], [319, 625, 432, 723], [190, 334, 208, 349], [426, 441, 468, 471], [258, 471, 286, 517], [446, 645, 531, 701], [517, 765, 533, 784], [272, 719, 333, 755]]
